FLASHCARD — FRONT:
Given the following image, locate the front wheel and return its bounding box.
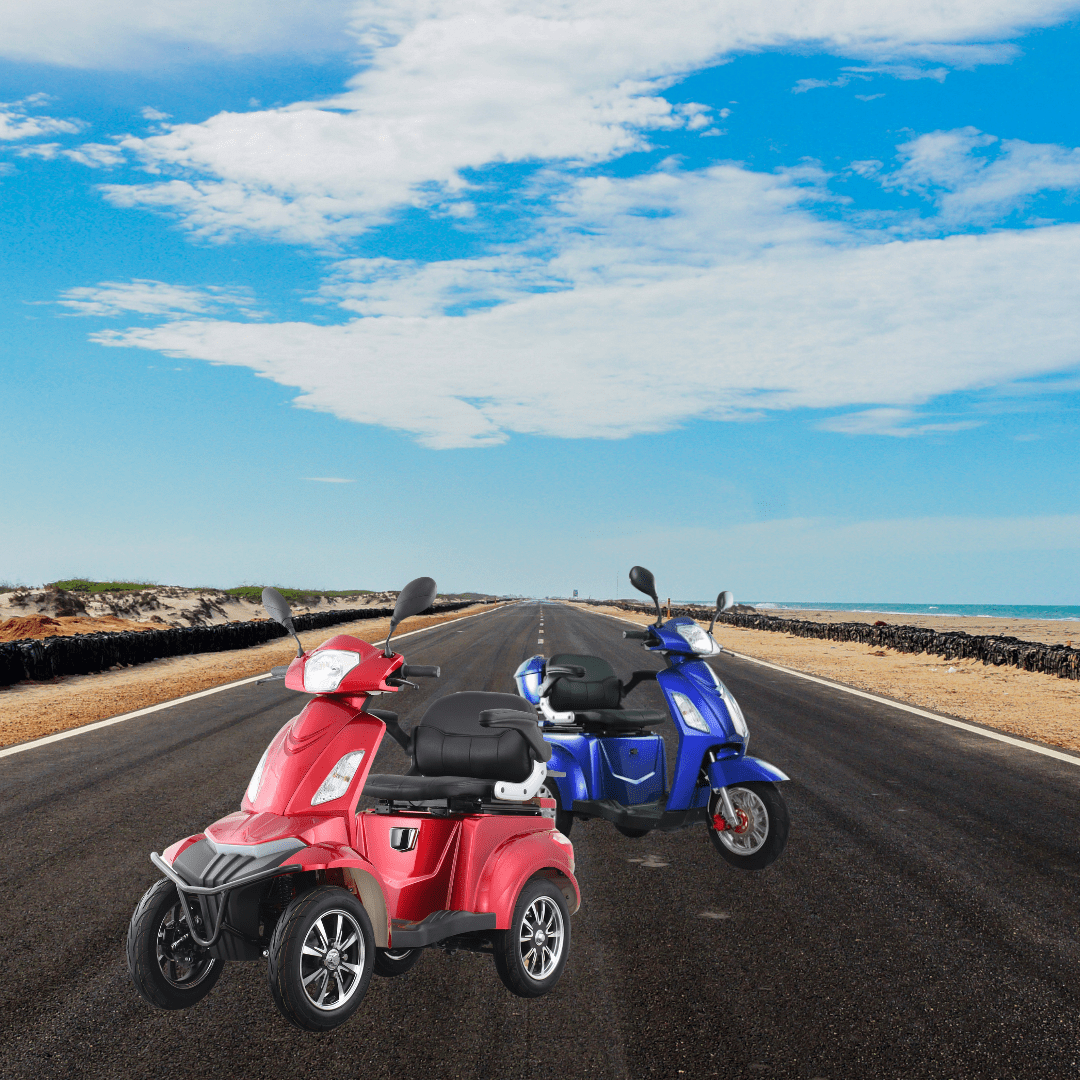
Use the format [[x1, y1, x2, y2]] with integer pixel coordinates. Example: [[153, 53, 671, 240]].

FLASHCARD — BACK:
[[268, 886, 374, 1031], [373, 947, 422, 978], [127, 878, 220, 1010], [493, 878, 570, 998], [708, 782, 790, 871]]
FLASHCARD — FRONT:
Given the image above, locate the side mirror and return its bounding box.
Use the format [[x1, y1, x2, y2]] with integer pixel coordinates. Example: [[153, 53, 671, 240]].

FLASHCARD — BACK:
[[262, 587, 303, 657], [629, 565, 662, 625], [384, 576, 438, 656], [708, 590, 735, 634]]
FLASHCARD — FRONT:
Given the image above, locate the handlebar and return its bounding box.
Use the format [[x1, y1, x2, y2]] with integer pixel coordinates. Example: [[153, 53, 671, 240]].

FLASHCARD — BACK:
[[401, 664, 440, 679], [622, 628, 652, 640]]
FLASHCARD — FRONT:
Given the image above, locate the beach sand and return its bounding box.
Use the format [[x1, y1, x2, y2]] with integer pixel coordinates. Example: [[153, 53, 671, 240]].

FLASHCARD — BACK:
[[0, 604, 496, 750], [581, 603, 1080, 754]]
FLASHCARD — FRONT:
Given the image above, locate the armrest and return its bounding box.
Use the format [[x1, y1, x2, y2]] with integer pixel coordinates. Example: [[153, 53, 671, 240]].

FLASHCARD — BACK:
[[365, 708, 412, 755], [537, 664, 585, 699], [621, 669, 659, 698], [479, 709, 552, 763]]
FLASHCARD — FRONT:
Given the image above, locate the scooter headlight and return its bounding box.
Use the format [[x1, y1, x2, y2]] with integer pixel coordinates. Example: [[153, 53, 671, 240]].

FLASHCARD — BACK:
[[303, 649, 360, 693], [246, 742, 272, 803], [671, 691, 711, 733], [311, 750, 366, 805], [674, 623, 721, 656], [717, 682, 749, 737]]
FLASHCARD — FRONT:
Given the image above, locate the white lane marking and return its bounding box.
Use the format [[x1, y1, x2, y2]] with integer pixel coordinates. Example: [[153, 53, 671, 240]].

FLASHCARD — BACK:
[[573, 604, 1080, 771], [0, 605, 503, 759]]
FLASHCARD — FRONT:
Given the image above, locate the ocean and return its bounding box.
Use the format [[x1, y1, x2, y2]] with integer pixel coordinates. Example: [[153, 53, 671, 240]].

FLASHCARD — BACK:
[[745, 602, 1080, 622]]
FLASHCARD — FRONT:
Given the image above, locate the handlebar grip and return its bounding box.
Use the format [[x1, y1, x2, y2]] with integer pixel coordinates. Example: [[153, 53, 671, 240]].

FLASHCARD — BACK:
[[622, 628, 650, 640], [401, 664, 440, 679]]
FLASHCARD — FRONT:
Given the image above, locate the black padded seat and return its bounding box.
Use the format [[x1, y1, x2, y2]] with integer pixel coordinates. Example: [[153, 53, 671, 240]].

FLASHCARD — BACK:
[[577, 709, 667, 732], [363, 774, 493, 801], [547, 654, 666, 732], [365, 691, 539, 802]]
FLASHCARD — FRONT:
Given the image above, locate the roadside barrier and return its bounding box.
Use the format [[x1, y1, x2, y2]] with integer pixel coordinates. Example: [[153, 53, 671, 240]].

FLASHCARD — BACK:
[[572, 599, 1080, 682], [0, 602, 476, 687]]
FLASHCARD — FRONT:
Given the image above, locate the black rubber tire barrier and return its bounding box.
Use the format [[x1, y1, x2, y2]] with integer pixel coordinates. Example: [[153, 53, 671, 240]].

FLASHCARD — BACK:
[[0, 601, 477, 687], [572, 599, 1080, 682]]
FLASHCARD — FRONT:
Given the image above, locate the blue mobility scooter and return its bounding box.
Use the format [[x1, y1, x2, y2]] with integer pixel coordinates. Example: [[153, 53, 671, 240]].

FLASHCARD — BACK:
[[514, 567, 790, 869]]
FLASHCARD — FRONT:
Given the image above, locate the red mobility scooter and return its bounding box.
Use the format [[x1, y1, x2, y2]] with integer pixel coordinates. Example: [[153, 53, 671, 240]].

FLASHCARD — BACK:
[[127, 579, 579, 1030]]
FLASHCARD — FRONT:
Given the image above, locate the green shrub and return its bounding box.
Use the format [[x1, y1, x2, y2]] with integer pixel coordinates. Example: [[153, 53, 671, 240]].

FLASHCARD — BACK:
[[226, 586, 374, 602], [48, 579, 159, 593]]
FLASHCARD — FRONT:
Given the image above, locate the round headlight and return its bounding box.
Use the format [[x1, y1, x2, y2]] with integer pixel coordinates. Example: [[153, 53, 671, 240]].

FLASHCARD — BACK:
[[303, 649, 360, 693]]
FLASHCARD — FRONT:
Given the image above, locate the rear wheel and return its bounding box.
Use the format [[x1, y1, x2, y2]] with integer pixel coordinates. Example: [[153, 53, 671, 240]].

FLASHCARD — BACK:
[[127, 878, 220, 1010], [537, 781, 573, 836], [493, 878, 570, 998], [708, 782, 789, 870], [268, 886, 374, 1031], [373, 947, 422, 978]]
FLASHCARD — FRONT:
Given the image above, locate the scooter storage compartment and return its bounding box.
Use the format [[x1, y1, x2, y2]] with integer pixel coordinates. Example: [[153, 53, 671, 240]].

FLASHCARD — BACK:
[[359, 813, 462, 922], [598, 734, 665, 805]]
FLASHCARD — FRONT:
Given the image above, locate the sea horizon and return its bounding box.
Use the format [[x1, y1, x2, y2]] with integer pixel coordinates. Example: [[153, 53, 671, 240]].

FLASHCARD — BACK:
[[739, 602, 1080, 622]]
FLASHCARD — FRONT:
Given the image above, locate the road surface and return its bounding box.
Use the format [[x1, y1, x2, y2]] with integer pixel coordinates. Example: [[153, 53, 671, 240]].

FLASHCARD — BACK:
[[1, 601, 1078, 1079]]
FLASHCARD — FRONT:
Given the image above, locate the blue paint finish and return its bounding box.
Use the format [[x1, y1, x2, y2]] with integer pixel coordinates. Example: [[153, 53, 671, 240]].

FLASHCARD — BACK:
[[598, 734, 665, 804], [707, 756, 790, 788]]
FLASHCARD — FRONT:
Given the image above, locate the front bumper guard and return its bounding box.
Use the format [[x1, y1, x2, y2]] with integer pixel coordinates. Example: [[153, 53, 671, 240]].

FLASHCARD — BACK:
[[150, 851, 301, 950]]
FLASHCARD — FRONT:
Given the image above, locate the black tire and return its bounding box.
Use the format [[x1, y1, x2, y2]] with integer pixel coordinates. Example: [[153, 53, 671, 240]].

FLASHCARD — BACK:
[[708, 782, 790, 871], [493, 877, 570, 998], [615, 825, 650, 838], [373, 947, 423, 978], [268, 886, 374, 1031], [537, 781, 573, 837], [126, 878, 221, 1010]]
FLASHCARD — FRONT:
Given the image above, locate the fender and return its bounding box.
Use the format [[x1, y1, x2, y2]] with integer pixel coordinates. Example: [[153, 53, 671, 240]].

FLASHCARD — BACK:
[[474, 832, 580, 926], [707, 755, 789, 789], [546, 743, 588, 805], [290, 842, 391, 949]]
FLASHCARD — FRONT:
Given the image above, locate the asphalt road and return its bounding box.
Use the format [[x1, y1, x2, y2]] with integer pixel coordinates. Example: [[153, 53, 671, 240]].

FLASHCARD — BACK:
[[1, 601, 1079, 1080]]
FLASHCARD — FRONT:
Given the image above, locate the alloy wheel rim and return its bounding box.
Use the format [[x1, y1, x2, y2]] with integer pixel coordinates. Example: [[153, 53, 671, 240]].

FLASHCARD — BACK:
[[299, 909, 366, 1011], [519, 896, 564, 981], [714, 788, 770, 855], [156, 901, 216, 989]]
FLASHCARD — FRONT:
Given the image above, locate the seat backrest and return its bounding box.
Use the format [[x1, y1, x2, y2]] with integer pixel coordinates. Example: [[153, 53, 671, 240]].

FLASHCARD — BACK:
[[412, 691, 535, 784], [547, 653, 621, 712]]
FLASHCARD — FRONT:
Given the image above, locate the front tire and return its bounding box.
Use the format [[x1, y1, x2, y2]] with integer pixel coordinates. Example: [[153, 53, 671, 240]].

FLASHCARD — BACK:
[[493, 877, 570, 998], [127, 878, 220, 1010], [708, 782, 790, 870], [268, 886, 374, 1031], [537, 781, 573, 836], [373, 947, 422, 978]]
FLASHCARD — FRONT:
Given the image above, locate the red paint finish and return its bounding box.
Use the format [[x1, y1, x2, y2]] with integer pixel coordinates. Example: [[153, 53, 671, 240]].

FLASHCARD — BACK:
[[284, 635, 405, 695], [358, 814, 462, 921]]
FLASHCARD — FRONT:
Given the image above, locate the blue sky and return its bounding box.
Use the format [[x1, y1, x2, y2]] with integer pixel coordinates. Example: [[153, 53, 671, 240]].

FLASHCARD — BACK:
[[1, 1, 1078, 604]]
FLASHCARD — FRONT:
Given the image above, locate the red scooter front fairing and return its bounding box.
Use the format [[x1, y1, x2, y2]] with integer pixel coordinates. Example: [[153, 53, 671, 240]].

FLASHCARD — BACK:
[[128, 582, 579, 1032]]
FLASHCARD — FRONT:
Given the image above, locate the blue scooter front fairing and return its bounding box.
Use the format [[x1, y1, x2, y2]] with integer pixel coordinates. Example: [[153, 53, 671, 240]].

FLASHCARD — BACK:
[[515, 569, 791, 869]]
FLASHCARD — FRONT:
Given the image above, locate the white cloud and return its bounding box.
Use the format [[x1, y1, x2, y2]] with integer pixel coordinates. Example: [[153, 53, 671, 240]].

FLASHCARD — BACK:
[[0, 1, 357, 68], [0, 97, 80, 140], [140, 107, 171, 121], [818, 407, 982, 436], [58, 279, 260, 318], [98, 0, 1080, 242], [884, 127, 1080, 223], [90, 200, 1080, 447]]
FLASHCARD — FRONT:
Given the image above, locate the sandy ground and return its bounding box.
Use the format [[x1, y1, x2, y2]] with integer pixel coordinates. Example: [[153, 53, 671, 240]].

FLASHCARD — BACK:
[[0, 604, 496, 750], [0, 614, 167, 642], [581, 603, 1080, 754], [0, 586, 409, 629]]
